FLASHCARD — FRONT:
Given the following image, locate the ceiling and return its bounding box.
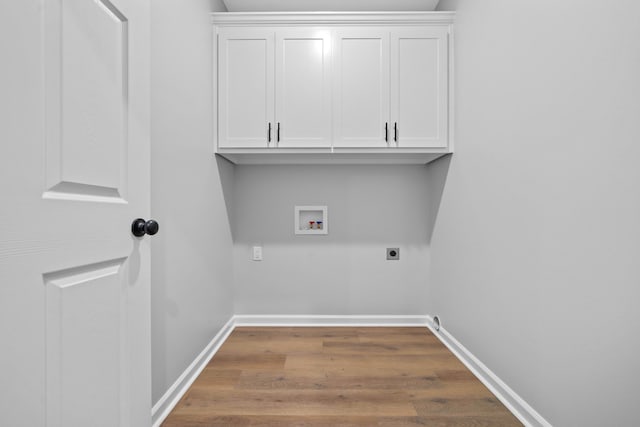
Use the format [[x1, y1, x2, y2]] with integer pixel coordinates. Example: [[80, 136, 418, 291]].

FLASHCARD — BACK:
[[222, 0, 440, 12]]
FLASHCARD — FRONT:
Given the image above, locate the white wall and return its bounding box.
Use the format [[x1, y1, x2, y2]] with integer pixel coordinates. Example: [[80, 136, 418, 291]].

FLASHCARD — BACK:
[[150, 0, 234, 405], [232, 165, 430, 315], [431, 1, 640, 425]]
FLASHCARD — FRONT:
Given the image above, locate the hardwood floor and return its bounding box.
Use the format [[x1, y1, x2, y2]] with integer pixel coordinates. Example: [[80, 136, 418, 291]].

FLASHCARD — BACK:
[[162, 327, 522, 426]]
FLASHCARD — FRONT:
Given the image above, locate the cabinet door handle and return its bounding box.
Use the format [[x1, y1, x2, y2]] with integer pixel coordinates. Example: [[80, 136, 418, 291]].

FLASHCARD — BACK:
[[385, 122, 388, 142], [394, 122, 398, 142], [268, 122, 272, 144], [277, 122, 280, 143]]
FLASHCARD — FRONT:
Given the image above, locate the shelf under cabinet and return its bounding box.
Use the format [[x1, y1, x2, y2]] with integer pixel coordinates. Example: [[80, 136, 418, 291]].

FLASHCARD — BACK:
[[215, 149, 451, 165]]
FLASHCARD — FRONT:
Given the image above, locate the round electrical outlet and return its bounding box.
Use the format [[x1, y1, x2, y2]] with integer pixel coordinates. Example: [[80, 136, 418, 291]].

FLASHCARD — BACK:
[[386, 248, 400, 260]]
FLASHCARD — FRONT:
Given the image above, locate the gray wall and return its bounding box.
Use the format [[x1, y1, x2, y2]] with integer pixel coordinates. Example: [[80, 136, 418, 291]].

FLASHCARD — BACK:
[[432, 1, 640, 425], [150, 0, 233, 405], [233, 165, 430, 315]]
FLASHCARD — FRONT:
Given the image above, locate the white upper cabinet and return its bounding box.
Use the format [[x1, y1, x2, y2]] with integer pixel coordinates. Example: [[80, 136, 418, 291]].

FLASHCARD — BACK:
[[212, 12, 454, 164], [218, 28, 274, 148], [391, 27, 449, 148], [276, 29, 332, 148], [217, 27, 331, 148], [332, 26, 449, 149], [333, 29, 390, 148]]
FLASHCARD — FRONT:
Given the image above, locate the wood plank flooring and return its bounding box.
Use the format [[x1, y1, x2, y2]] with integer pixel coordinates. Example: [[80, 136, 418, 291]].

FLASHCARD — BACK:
[[162, 327, 522, 426]]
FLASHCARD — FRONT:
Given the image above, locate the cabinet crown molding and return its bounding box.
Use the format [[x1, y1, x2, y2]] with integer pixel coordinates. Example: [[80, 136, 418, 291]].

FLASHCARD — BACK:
[[211, 11, 455, 26]]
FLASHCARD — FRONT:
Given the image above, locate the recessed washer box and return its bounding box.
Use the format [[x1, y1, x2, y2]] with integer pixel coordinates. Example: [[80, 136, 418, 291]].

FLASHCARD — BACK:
[[295, 205, 328, 235]]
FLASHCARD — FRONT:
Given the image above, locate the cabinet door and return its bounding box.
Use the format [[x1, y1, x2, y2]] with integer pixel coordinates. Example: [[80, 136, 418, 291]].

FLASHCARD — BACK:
[[275, 29, 332, 148], [390, 27, 449, 148], [218, 28, 274, 148], [333, 29, 390, 148]]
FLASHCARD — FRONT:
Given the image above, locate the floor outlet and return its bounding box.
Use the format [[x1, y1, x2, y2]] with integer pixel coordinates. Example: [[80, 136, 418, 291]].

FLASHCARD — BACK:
[[252, 246, 263, 261]]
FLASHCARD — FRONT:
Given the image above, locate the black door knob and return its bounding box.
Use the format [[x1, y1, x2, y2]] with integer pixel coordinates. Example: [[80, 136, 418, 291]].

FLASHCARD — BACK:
[[131, 218, 160, 237]]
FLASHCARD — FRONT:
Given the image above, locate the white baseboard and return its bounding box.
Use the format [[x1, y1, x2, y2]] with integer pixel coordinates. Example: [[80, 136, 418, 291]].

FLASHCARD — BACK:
[[425, 316, 552, 427], [152, 314, 549, 427], [151, 316, 235, 427], [233, 314, 430, 327]]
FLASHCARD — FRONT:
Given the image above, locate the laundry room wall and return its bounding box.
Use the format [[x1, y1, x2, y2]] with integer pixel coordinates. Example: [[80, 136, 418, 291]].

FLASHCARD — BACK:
[[150, 0, 234, 405], [429, 1, 640, 425], [232, 165, 432, 316]]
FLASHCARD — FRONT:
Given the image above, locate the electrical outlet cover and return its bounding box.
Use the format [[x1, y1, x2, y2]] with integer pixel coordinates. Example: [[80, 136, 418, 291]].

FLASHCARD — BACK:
[[386, 248, 399, 260]]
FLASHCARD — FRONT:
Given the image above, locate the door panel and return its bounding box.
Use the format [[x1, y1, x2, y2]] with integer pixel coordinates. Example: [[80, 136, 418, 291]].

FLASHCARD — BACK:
[[218, 29, 274, 148], [391, 27, 449, 148], [333, 29, 389, 148], [45, 0, 129, 201], [275, 29, 331, 148], [44, 258, 126, 427], [0, 0, 151, 426]]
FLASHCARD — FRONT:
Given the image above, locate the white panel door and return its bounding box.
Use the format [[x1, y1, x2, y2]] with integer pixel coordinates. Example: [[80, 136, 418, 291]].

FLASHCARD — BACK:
[[275, 29, 332, 148], [333, 29, 390, 148], [390, 27, 449, 148], [218, 28, 275, 148], [0, 0, 151, 426]]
